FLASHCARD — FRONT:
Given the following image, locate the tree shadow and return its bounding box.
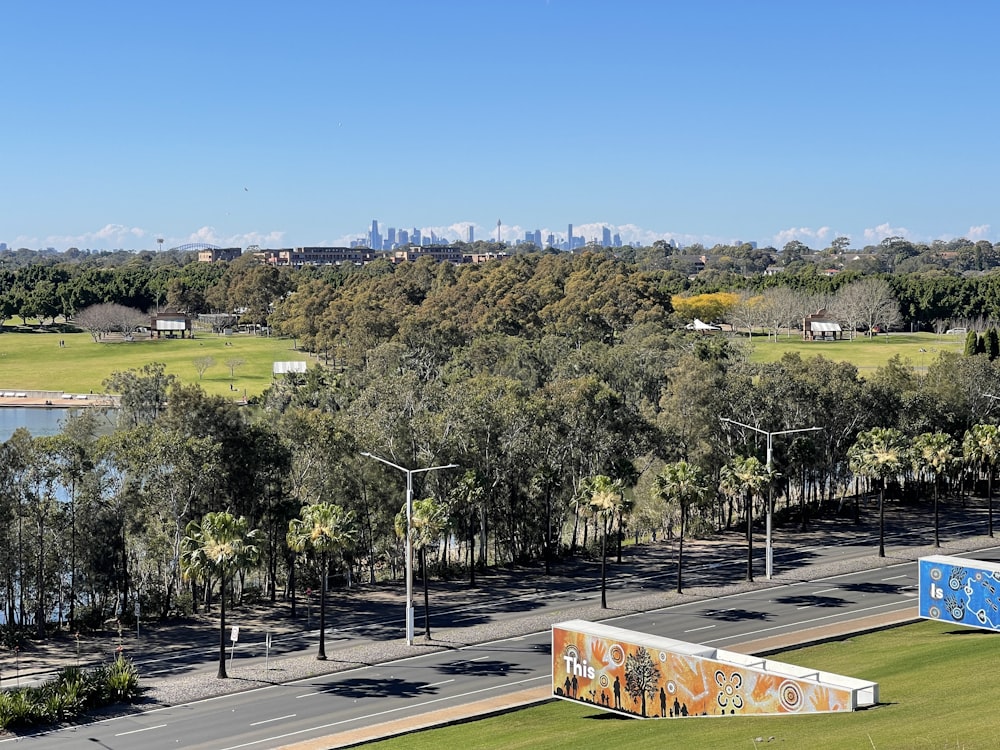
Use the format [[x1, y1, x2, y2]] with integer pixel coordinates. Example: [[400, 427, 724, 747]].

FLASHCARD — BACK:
[[435, 658, 532, 677], [775, 594, 849, 608], [320, 676, 441, 700], [698, 607, 771, 622], [838, 582, 903, 595]]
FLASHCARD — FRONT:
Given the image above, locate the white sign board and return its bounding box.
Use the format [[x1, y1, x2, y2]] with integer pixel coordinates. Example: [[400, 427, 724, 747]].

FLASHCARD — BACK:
[[273, 361, 308, 375], [230, 626, 240, 642]]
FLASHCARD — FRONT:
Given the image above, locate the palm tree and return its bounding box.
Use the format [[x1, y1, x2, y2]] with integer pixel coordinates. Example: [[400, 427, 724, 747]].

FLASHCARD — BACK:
[[963, 424, 1000, 537], [848, 427, 908, 557], [287, 503, 357, 660], [720, 456, 768, 582], [587, 475, 624, 609], [653, 461, 708, 594], [394, 496, 448, 639], [180, 511, 261, 678], [912, 432, 957, 547]]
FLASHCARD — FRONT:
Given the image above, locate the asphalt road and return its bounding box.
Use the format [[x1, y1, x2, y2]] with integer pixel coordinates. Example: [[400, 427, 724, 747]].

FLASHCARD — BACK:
[[6, 516, 999, 749]]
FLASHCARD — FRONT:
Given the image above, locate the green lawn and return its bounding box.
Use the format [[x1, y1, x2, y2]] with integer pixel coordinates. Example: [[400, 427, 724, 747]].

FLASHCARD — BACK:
[[363, 619, 994, 750], [0, 327, 309, 398], [748, 331, 966, 375]]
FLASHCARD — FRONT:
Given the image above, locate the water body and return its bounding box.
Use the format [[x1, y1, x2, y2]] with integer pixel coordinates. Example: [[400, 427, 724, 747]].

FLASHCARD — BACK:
[[0, 406, 116, 442]]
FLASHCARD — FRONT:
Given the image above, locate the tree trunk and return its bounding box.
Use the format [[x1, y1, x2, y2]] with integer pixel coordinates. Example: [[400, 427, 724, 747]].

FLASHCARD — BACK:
[[217, 568, 228, 679], [317, 552, 328, 660], [745, 491, 754, 582]]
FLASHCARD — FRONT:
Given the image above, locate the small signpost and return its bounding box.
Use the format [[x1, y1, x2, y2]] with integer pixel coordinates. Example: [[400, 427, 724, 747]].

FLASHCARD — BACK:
[[229, 626, 240, 670], [265, 632, 272, 674]]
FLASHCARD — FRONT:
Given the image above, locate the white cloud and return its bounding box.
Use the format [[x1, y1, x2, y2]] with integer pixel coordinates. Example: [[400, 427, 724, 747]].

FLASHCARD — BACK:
[[862, 222, 911, 243], [968, 224, 991, 240], [772, 226, 844, 249]]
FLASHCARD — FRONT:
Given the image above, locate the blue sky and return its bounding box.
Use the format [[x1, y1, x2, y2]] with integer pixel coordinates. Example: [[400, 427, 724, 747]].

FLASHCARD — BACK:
[[4, 1, 999, 252]]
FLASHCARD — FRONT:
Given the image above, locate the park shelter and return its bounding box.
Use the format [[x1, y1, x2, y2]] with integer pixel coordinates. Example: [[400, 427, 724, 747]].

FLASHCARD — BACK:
[[150, 311, 193, 338], [802, 309, 843, 341]]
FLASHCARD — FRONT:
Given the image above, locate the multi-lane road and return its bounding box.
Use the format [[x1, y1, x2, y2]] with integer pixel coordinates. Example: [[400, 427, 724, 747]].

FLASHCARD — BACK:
[[6, 519, 998, 749]]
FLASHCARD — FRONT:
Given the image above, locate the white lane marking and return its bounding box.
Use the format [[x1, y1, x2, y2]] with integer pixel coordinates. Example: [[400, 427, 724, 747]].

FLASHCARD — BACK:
[[684, 625, 716, 634], [250, 714, 296, 727], [115, 724, 167, 737], [216, 675, 549, 750], [813, 588, 838, 595], [882, 575, 908, 581], [469, 656, 489, 662], [427, 679, 455, 687]]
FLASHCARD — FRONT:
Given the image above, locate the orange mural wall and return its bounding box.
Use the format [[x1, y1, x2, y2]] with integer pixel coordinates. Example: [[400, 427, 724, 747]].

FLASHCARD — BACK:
[[552, 620, 876, 719]]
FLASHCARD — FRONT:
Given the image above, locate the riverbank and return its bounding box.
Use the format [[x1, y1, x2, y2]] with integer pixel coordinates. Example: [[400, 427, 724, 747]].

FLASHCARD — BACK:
[[0, 390, 117, 407]]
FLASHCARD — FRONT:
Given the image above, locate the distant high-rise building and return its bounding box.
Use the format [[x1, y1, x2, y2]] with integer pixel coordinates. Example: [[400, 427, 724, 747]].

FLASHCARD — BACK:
[[546, 233, 555, 248], [567, 224, 573, 250], [602, 226, 612, 247], [497, 219, 502, 244], [613, 233, 622, 248], [398, 229, 409, 245], [369, 220, 381, 250], [412, 228, 421, 245], [388, 227, 396, 246], [467, 225, 474, 243]]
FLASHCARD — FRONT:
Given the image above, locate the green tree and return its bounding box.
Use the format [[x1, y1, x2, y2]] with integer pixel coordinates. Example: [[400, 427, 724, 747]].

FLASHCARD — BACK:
[[180, 512, 261, 678], [987, 329, 1000, 361], [587, 475, 626, 609], [912, 432, 957, 547], [963, 424, 1000, 537], [652, 461, 708, 593], [848, 428, 908, 557], [394, 496, 448, 639], [287, 503, 357, 659], [720, 456, 768, 581], [964, 330, 979, 357]]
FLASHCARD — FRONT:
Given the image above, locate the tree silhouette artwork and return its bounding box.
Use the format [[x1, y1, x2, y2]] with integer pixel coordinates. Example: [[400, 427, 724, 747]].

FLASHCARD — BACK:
[[624, 646, 660, 717]]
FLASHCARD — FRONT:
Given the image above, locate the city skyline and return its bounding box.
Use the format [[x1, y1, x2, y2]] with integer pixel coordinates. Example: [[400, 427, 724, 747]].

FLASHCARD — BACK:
[[4, 2, 999, 253]]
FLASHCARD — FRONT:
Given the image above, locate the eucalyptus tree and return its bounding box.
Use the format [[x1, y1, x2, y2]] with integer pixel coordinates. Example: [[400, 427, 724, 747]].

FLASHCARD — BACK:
[[848, 428, 909, 557], [963, 424, 1000, 537], [39, 410, 101, 630], [104, 362, 177, 428], [180, 511, 261, 678], [653, 461, 709, 593], [394, 496, 448, 639], [287, 503, 357, 659]]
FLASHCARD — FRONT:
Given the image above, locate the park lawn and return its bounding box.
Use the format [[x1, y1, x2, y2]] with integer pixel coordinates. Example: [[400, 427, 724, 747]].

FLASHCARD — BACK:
[[0, 328, 308, 399], [362, 620, 996, 750], [748, 331, 966, 375]]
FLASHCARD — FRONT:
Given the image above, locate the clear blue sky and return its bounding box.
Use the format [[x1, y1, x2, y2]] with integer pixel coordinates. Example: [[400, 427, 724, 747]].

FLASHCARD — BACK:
[[4, 1, 999, 252]]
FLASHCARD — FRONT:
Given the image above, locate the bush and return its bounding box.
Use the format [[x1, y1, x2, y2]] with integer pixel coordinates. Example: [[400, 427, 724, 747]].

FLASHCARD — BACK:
[[0, 655, 141, 731]]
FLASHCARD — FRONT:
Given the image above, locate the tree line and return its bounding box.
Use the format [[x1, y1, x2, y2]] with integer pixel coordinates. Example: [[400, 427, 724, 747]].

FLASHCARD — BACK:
[[3, 250, 1000, 661]]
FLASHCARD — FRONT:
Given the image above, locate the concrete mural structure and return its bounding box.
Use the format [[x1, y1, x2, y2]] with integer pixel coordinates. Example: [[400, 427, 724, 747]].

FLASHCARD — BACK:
[[552, 620, 878, 719], [919, 554, 1000, 631]]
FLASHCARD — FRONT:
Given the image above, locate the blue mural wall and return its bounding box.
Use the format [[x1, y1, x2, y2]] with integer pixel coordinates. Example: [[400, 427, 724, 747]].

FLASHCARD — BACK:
[[919, 555, 1000, 631]]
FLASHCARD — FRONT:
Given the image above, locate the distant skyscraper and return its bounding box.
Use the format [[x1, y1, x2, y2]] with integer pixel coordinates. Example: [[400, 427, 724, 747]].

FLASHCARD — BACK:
[[369, 220, 381, 250], [546, 233, 555, 248], [398, 229, 409, 245], [467, 225, 474, 243], [388, 227, 396, 246], [567, 224, 573, 250], [412, 228, 421, 245], [602, 226, 612, 247], [497, 219, 502, 244], [613, 233, 622, 248]]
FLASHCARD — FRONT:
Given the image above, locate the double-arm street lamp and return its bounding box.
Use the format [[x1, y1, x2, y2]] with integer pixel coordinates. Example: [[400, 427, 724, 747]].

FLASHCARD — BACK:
[[721, 418, 824, 579], [360, 452, 458, 645]]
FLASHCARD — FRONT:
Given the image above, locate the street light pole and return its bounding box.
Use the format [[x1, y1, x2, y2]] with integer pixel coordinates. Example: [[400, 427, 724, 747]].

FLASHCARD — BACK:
[[360, 452, 457, 645], [721, 418, 823, 579]]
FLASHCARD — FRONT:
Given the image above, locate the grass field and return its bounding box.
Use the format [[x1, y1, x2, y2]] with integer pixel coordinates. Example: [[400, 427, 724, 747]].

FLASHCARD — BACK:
[[748, 331, 966, 375], [0, 327, 308, 399], [363, 619, 994, 750]]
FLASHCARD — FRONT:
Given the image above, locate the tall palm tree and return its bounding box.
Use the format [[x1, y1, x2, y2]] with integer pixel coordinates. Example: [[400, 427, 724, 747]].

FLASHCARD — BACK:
[[653, 461, 708, 594], [587, 475, 624, 609], [395, 496, 448, 639], [180, 511, 261, 678], [848, 427, 908, 557], [912, 431, 957, 547], [720, 456, 767, 582], [287, 503, 357, 660], [963, 424, 1000, 537]]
